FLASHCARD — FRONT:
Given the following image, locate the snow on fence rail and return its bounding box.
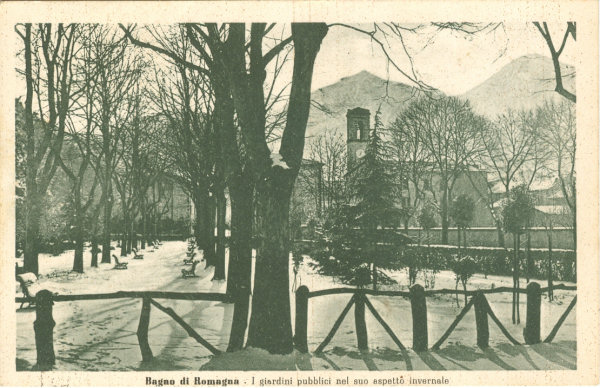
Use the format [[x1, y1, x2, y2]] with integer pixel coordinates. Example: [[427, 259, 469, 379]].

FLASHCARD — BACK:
[[16, 290, 230, 370], [293, 282, 577, 354]]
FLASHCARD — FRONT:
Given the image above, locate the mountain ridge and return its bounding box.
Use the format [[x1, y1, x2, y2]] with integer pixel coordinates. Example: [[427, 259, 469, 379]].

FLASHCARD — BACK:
[[305, 54, 575, 144]]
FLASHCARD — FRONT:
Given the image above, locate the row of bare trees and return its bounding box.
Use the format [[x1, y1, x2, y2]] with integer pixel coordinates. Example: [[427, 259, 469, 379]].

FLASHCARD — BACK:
[[301, 96, 575, 250], [15, 21, 576, 356], [16, 24, 175, 274]]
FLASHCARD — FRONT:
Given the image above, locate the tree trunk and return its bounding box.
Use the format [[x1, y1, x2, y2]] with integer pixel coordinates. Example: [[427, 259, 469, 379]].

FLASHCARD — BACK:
[[121, 215, 128, 256], [227, 22, 328, 354], [90, 233, 99, 267], [226, 181, 254, 351], [126, 223, 131, 253], [496, 220, 505, 248], [246, 177, 294, 354], [207, 195, 217, 266], [199, 193, 216, 268], [512, 235, 517, 324], [193, 197, 204, 255], [72, 198, 84, 273], [547, 227, 554, 301], [141, 202, 147, 250], [572, 211, 576, 252], [213, 188, 227, 281], [132, 223, 138, 252], [24, 197, 42, 275], [22, 25, 40, 276], [516, 233, 521, 324], [101, 195, 112, 263], [441, 184, 449, 244], [372, 262, 378, 291], [526, 229, 532, 283], [457, 227, 461, 248]]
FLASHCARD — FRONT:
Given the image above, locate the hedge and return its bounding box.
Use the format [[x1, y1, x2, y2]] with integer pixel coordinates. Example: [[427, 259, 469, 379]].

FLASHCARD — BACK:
[[294, 240, 576, 283], [395, 245, 576, 282]]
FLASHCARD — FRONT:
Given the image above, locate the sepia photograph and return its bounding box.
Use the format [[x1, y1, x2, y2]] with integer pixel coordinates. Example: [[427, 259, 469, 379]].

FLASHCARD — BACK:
[[0, 1, 598, 385]]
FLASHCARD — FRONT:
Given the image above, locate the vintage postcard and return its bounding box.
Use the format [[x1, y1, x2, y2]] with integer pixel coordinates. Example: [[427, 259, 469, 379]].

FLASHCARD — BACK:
[[0, 1, 598, 386]]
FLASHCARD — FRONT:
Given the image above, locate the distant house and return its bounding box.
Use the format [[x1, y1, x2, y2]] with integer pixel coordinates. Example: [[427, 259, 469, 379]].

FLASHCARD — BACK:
[[294, 107, 493, 227]]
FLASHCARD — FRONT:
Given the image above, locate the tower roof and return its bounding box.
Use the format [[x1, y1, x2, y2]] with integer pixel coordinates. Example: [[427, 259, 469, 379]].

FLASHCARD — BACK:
[[346, 107, 370, 117]]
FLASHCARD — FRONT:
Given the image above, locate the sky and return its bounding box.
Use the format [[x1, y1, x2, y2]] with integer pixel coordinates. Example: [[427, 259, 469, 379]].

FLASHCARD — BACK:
[[13, 22, 576, 108], [310, 22, 576, 95]]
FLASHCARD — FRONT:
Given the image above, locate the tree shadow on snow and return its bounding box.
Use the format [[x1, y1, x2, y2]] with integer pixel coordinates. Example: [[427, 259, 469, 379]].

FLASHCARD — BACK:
[[415, 351, 446, 370], [529, 343, 576, 369], [482, 347, 516, 370], [435, 343, 518, 370], [326, 346, 415, 370], [433, 344, 476, 370], [199, 348, 299, 371], [314, 352, 341, 370], [496, 343, 540, 370]]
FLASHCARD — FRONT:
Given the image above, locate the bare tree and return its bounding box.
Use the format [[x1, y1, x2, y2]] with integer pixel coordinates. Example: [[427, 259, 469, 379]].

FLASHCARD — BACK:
[[389, 114, 433, 230], [145, 38, 218, 265], [533, 22, 576, 103], [536, 100, 576, 249], [400, 96, 485, 244], [119, 21, 494, 353], [15, 23, 80, 274], [304, 132, 347, 212], [469, 110, 543, 247], [88, 27, 143, 264], [57, 25, 103, 272]]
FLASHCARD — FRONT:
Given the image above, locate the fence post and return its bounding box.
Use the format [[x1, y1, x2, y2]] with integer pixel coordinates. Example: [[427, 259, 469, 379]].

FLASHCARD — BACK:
[[137, 297, 153, 361], [294, 286, 309, 353], [524, 282, 541, 344], [474, 292, 489, 348], [354, 292, 368, 351], [33, 290, 55, 370], [410, 284, 428, 351]]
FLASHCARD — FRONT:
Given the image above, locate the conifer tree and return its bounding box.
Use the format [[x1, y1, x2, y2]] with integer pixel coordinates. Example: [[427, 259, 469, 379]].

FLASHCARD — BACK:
[[311, 109, 405, 289]]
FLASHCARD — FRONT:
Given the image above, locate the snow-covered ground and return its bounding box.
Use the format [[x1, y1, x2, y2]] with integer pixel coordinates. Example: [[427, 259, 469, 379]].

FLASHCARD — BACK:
[[16, 241, 576, 371]]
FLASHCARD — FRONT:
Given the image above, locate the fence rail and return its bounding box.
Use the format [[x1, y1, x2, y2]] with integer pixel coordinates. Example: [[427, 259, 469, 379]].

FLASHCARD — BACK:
[[307, 283, 576, 298], [16, 290, 230, 303], [295, 282, 577, 354], [17, 282, 577, 370], [16, 290, 229, 370]]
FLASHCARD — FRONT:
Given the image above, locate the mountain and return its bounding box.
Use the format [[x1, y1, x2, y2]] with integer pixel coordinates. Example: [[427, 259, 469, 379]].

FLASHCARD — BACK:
[[459, 54, 575, 118], [304, 55, 575, 146], [305, 71, 431, 140]]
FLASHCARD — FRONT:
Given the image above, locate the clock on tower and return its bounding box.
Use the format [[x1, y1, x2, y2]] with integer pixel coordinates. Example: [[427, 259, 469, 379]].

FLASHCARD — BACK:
[[346, 107, 370, 171]]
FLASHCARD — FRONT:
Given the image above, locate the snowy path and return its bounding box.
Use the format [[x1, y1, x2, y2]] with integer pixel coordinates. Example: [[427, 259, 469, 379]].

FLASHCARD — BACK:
[[16, 241, 576, 371], [17, 242, 231, 371]]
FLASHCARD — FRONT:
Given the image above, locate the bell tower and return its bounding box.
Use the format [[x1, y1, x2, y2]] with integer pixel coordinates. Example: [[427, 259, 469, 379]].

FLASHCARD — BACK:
[[346, 107, 370, 171]]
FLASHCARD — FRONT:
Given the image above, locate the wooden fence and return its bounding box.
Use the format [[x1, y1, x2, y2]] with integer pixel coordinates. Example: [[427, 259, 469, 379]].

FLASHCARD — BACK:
[[293, 282, 577, 354], [16, 291, 230, 371], [17, 283, 576, 370]]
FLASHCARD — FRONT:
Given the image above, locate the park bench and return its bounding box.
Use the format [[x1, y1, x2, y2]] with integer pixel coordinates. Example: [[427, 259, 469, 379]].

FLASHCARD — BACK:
[[183, 252, 196, 265], [112, 254, 128, 270], [181, 261, 199, 278], [132, 248, 144, 260], [15, 262, 25, 277], [16, 272, 40, 309]]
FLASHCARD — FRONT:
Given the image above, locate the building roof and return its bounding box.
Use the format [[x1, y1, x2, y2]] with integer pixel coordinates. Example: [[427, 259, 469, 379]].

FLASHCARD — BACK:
[[301, 158, 324, 167], [535, 205, 569, 215], [346, 107, 370, 117]]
